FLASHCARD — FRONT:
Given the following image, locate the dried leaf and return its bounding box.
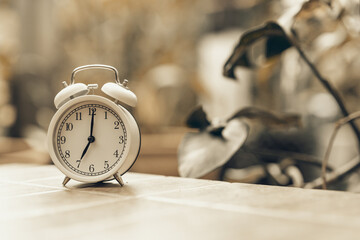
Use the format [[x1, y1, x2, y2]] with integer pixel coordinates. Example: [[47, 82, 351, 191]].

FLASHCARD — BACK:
[[186, 106, 210, 130], [178, 119, 249, 178], [223, 21, 292, 79], [229, 107, 301, 128], [291, 0, 339, 44], [266, 35, 292, 58], [207, 126, 225, 136]]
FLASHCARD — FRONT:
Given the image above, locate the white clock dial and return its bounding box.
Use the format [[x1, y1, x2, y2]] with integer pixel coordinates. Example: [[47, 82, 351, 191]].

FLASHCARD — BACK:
[[54, 101, 127, 177]]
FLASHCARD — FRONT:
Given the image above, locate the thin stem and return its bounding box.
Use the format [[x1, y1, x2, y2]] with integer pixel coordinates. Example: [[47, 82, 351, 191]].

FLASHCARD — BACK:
[[289, 31, 360, 146], [320, 112, 360, 189], [305, 155, 360, 189], [289, 34, 360, 189], [321, 126, 339, 190]]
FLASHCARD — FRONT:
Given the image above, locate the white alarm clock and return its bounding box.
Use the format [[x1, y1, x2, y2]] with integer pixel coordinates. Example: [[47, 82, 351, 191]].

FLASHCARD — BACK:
[[47, 64, 141, 186]]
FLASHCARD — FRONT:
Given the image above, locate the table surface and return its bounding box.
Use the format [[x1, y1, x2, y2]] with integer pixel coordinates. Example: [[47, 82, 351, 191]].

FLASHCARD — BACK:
[[1, 164, 360, 240]]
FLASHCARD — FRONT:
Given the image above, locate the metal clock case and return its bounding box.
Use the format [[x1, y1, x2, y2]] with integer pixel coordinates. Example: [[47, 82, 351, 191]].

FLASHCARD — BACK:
[[47, 64, 140, 186]]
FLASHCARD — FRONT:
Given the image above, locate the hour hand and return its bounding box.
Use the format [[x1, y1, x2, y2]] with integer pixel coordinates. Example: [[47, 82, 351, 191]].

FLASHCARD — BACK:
[[78, 135, 95, 163], [80, 141, 91, 161], [77, 138, 92, 168]]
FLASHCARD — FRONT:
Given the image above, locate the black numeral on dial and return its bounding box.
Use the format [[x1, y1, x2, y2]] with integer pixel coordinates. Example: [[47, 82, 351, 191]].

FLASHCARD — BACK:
[[66, 123, 73, 131], [65, 150, 70, 158], [89, 164, 94, 172], [76, 112, 82, 120], [104, 161, 109, 169], [114, 121, 119, 129], [60, 136, 66, 144], [113, 150, 119, 158], [88, 108, 96, 115], [119, 136, 124, 144]]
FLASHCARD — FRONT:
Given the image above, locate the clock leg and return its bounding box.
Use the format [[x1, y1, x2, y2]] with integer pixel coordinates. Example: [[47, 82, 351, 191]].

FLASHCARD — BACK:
[[62, 176, 71, 186], [113, 173, 124, 186]]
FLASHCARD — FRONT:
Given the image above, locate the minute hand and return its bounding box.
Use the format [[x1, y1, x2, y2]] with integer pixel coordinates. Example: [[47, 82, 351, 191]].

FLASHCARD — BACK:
[[90, 109, 95, 137], [79, 109, 95, 162]]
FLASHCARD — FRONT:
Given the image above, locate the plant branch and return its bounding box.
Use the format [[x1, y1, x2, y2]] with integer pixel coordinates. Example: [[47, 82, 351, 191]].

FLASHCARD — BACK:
[[305, 155, 360, 189], [289, 33, 360, 190], [320, 112, 360, 189], [289, 30, 360, 146]]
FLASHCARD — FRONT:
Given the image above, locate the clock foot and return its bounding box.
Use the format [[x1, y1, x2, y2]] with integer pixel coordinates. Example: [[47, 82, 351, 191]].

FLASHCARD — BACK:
[[62, 176, 71, 186], [114, 173, 124, 186]]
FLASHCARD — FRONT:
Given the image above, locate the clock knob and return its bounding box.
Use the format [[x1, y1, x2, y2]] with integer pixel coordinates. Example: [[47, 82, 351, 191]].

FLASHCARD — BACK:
[[54, 83, 89, 109], [101, 81, 137, 107]]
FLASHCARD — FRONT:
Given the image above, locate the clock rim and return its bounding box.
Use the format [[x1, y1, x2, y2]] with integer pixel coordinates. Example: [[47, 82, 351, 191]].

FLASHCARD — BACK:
[[115, 106, 141, 176], [47, 95, 139, 183]]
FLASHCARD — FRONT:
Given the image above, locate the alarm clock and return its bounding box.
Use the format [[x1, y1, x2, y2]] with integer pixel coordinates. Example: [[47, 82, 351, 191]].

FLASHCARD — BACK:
[[47, 64, 141, 186]]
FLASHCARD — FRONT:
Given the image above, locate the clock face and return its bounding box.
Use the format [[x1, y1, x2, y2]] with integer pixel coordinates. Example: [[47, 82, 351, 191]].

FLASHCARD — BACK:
[[54, 101, 127, 177]]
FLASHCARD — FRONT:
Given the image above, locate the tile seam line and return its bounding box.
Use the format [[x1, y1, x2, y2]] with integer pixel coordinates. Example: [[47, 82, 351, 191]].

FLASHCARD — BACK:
[[1, 189, 63, 199], [72, 182, 225, 199], [144, 195, 360, 229], [0, 175, 167, 191], [1, 179, 224, 199]]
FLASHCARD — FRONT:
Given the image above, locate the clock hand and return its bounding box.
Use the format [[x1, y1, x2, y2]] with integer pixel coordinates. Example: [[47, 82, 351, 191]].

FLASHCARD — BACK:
[[77, 109, 96, 167], [90, 108, 95, 137], [80, 140, 91, 160], [78, 135, 95, 166]]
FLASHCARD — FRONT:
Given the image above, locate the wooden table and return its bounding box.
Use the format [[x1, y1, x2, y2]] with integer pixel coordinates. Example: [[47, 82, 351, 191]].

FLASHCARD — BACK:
[[1, 164, 360, 240]]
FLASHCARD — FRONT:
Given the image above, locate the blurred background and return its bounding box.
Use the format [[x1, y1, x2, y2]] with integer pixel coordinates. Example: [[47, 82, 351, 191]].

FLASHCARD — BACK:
[[1, 0, 360, 189]]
